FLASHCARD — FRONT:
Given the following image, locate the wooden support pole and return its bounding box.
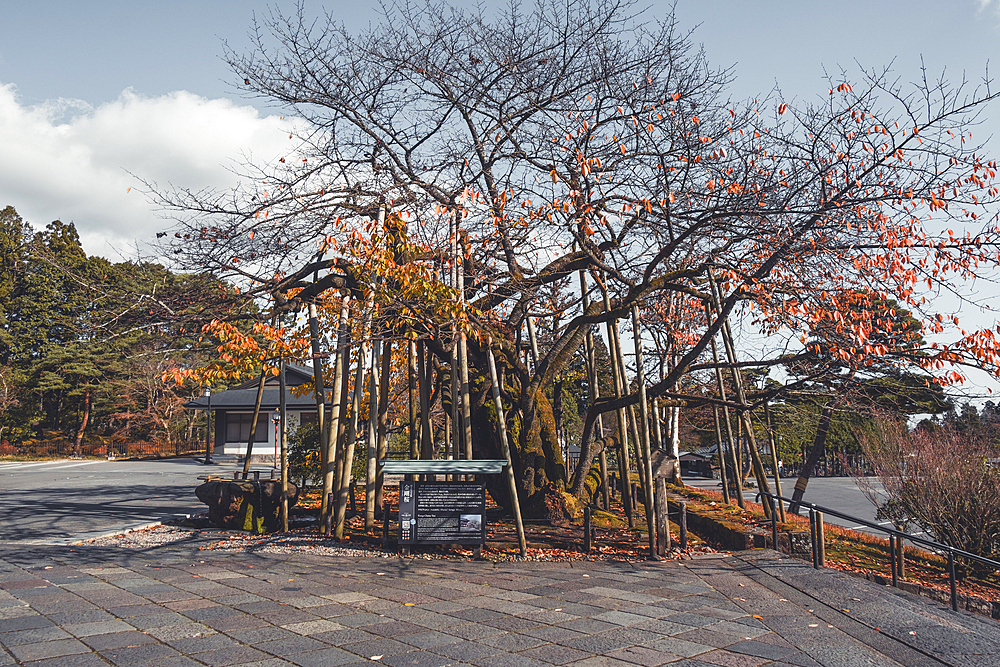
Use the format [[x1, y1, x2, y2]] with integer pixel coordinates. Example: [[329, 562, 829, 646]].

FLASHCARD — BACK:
[[705, 301, 743, 508], [601, 286, 634, 527], [279, 359, 289, 532], [631, 304, 658, 560], [457, 232, 474, 471], [486, 343, 527, 557], [308, 297, 327, 511], [375, 339, 391, 511], [418, 340, 433, 462], [712, 406, 731, 505], [764, 402, 786, 523], [451, 344, 461, 458], [365, 339, 380, 531], [579, 267, 610, 511], [408, 337, 419, 464], [335, 304, 372, 539], [708, 272, 772, 513], [323, 296, 350, 530], [241, 366, 268, 477]]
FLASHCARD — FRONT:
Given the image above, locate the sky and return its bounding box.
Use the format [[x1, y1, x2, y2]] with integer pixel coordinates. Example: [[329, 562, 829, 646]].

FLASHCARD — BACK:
[[2, 0, 1000, 396]]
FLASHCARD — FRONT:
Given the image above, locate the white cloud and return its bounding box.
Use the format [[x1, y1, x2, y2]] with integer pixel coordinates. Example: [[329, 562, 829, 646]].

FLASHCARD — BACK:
[[0, 83, 297, 259], [978, 0, 1000, 19]]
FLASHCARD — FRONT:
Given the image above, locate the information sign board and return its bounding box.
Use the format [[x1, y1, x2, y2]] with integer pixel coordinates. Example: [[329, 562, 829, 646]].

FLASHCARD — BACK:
[[398, 481, 486, 545]]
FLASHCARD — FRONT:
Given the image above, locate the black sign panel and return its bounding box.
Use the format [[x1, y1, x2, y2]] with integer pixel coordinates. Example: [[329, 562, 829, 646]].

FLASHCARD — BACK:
[[398, 481, 486, 545]]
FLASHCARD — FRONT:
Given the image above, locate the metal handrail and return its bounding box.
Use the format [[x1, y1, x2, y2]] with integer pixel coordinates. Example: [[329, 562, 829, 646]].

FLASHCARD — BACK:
[[758, 489, 1000, 612]]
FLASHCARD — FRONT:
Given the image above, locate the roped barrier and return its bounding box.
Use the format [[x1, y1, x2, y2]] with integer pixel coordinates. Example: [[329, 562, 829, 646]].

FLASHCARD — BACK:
[[758, 489, 1000, 613]]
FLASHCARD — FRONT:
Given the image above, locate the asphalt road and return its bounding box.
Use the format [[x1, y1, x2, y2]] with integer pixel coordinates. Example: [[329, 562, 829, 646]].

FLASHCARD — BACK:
[[0, 457, 916, 545], [0, 456, 250, 545], [680, 475, 912, 537]]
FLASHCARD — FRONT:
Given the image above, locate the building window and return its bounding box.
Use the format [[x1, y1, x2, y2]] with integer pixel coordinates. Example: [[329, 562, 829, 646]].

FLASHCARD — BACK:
[[225, 413, 269, 443]]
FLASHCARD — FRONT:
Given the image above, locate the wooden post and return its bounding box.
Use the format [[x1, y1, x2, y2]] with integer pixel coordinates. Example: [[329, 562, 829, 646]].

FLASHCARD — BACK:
[[486, 343, 527, 557], [631, 304, 658, 560], [456, 223, 474, 470], [449, 209, 462, 468], [656, 477, 670, 555], [382, 499, 390, 547], [706, 302, 743, 508], [708, 272, 772, 511], [279, 359, 289, 532], [418, 340, 433, 462], [580, 267, 611, 512], [408, 337, 419, 465], [678, 501, 688, 550], [764, 401, 786, 523], [335, 303, 372, 539], [712, 406, 731, 505], [897, 533, 906, 579], [816, 511, 826, 567], [241, 366, 268, 477], [601, 285, 634, 527], [584, 506, 592, 553], [365, 340, 380, 531], [450, 345, 461, 462], [308, 296, 327, 510], [375, 340, 391, 511], [323, 295, 351, 531]]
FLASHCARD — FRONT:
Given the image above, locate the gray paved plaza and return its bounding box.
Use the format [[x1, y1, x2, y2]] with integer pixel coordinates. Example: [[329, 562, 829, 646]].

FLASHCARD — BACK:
[[1, 538, 997, 667]]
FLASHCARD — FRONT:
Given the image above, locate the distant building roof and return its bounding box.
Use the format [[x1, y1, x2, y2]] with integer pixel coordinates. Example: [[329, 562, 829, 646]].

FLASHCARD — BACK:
[[184, 363, 333, 411]]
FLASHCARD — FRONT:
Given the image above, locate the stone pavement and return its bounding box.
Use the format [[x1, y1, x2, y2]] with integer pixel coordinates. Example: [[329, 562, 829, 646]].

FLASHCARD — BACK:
[[1, 540, 997, 667]]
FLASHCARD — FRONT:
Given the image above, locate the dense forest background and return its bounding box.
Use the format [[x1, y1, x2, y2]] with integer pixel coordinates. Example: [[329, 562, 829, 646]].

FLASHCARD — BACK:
[[0, 205, 256, 449]]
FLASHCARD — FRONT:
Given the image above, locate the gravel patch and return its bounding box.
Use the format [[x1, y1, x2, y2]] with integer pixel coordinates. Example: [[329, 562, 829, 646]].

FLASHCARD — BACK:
[[84, 522, 715, 563]]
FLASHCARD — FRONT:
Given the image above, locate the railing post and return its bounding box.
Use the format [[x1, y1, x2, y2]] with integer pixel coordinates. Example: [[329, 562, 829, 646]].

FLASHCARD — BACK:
[[584, 506, 592, 554], [948, 551, 958, 612], [889, 534, 898, 587], [679, 502, 688, 550], [326, 493, 334, 536], [382, 499, 390, 548], [816, 511, 825, 567], [769, 494, 779, 552], [809, 508, 818, 569], [896, 534, 905, 579]]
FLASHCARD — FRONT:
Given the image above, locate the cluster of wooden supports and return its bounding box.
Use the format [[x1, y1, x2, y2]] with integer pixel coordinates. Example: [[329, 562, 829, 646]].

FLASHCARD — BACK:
[[230, 208, 528, 553], [226, 207, 789, 555], [570, 266, 791, 559]]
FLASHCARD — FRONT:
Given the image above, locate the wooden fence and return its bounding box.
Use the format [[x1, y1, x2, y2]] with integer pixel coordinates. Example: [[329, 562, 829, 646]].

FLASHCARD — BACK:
[[0, 440, 205, 460]]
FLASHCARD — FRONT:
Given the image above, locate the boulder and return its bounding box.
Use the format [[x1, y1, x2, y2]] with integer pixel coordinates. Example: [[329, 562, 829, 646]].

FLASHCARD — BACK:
[[195, 480, 299, 534]]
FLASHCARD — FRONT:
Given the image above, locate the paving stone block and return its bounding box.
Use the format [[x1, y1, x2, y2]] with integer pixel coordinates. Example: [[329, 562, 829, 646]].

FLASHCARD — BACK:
[[19, 652, 110, 667], [285, 646, 358, 667], [9, 638, 91, 662], [80, 630, 159, 651], [190, 644, 273, 667], [380, 651, 454, 667]]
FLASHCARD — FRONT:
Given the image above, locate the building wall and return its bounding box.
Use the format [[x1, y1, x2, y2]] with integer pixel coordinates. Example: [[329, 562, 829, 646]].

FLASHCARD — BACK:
[[219, 410, 314, 456]]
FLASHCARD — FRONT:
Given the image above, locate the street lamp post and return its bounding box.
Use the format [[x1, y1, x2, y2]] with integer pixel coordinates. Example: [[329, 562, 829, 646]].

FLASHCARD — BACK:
[[203, 387, 215, 465]]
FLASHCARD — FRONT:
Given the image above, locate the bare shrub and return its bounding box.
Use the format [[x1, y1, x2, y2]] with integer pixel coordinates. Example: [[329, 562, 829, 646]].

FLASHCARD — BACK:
[[854, 415, 1000, 564]]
